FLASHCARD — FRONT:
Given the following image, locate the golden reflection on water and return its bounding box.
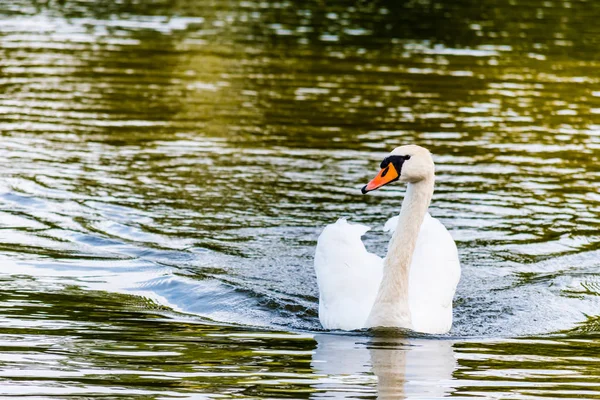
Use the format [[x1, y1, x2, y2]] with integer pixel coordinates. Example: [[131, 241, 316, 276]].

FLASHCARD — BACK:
[[1, 0, 600, 397], [2, 277, 600, 398]]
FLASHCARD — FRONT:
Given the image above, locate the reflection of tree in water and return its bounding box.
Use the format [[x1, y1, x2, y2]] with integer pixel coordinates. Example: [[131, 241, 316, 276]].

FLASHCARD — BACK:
[[214, 0, 600, 149], [0, 279, 321, 396], [453, 337, 600, 397], [26, 0, 490, 147], [19, 0, 210, 145], [231, 0, 494, 147], [23, 0, 600, 148]]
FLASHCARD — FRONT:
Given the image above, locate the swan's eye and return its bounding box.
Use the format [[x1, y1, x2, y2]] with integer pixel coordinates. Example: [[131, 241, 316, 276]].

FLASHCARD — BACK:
[[380, 155, 410, 169]]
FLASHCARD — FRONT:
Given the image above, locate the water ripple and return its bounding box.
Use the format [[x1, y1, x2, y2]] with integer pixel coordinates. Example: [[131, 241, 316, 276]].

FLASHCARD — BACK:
[[1, 0, 600, 396]]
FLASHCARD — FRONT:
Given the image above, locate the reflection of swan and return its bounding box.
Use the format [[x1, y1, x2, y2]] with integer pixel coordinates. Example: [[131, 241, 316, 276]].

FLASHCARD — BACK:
[[369, 336, 457, 399], [311, 333, 457, 399], [314, 145, 461, 334]]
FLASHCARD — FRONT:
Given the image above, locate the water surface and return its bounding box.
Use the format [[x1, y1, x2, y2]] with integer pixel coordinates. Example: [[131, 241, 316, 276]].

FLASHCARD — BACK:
[[1, 0, 600, 397]]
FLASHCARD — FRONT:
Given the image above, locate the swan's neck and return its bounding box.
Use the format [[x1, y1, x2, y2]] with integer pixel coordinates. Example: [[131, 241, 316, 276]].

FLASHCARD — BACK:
[[366, 176, 434, 328]]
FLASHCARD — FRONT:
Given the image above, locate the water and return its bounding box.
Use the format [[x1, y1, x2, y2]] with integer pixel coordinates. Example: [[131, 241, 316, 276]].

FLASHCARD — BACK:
[[1, 0, 600, 397]]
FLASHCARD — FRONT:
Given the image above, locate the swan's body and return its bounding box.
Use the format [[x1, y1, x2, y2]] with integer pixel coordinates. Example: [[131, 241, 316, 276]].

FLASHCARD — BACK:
[[314, 145, 461, 334]]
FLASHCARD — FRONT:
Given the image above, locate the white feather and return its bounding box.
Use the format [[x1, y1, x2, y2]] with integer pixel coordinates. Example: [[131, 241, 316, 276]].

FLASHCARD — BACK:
[[314, 213, 461, 333], [314, 145, 461, 334], [314, 218, 383, 330]]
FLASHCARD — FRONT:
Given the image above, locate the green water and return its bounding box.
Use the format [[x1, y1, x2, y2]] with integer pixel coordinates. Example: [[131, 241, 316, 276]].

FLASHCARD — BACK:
[[1, 0, 600, 397]]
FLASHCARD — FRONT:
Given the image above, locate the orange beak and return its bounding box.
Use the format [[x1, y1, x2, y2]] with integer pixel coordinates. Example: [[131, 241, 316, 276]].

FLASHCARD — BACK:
[[361, 163, 400, 194]]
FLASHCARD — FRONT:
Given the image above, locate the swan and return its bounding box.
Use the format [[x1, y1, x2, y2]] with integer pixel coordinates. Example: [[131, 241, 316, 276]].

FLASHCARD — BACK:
[[314, 145, 461, 334]]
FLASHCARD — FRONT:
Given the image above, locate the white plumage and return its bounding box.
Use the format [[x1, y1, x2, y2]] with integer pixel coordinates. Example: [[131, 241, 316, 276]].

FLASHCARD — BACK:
[[314, 218, 383, 331], [313, 145, 461, 334], [314, 213, 460, 333]]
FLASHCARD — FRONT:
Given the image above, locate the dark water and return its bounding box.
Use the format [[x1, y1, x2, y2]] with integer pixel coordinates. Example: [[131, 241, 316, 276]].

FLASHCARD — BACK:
[[1, 0, 600, 397]]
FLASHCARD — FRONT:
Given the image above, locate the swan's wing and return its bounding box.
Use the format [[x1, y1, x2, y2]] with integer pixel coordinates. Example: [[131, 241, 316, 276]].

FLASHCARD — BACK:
[[383, 215, 399, 233], [314, 218, 383, 330], [408, 214, 461, 334]]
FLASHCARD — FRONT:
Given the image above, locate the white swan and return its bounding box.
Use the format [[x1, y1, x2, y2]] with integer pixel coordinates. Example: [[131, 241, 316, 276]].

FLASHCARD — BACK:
[[314, 145, 461, 334]]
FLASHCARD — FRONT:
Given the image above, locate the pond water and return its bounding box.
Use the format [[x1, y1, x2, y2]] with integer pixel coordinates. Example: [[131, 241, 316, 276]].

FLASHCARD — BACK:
[[1, 0, 600, 397]]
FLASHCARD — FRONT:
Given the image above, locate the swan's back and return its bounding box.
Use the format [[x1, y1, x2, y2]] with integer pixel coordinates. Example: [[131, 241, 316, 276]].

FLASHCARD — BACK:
[[315, 214, 460, 334], [314, 219, 383, 330]]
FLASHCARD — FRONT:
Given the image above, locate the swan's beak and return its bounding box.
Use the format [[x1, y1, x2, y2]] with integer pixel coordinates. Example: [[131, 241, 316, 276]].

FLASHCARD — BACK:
[[361, 163, 400, 194]]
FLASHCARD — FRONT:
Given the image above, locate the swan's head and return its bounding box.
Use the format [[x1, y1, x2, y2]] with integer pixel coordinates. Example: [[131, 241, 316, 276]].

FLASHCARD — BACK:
[[361, 145, 434, 194]]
